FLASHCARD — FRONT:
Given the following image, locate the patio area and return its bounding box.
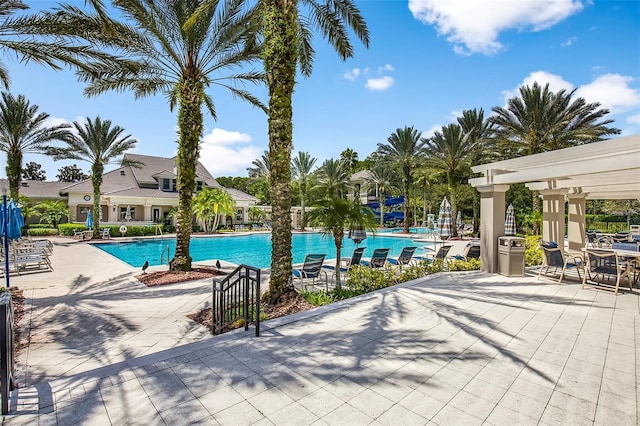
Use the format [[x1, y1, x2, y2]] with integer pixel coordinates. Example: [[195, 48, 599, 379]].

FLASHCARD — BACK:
[[3, 238, 638, 425]]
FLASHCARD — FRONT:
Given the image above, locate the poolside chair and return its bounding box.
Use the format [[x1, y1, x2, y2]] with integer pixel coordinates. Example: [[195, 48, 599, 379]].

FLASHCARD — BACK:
[[537, 241, 583, 285], [387, 246, 417, 267], [451, 243, 480, 262], [322, 247, 365, 279], [292, 254, 328, 291], [100, 228, 111, 239], [585, 231, 605, 249], [414, 245, 452, 263], [361, 248, 390, 268], [582, 249, 631, 295]]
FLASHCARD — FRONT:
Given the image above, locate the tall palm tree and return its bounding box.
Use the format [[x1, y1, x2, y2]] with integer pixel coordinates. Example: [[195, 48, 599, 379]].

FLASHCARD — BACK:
[[490, 82, 620, 232], [423, 123, 479, 237], [54, 0, 265, 271], [306, 196, 377, 290], [0, 92, 69, 200], [262, 0, 369, 303], [45, 116, 139, 237], [291, 151, 316, 230], [376, 126, 426, 233], [340, 148, 359, 173], [247, 150, 270, 180], [364, 166, 400, 228], [314, 158, 351, 198]]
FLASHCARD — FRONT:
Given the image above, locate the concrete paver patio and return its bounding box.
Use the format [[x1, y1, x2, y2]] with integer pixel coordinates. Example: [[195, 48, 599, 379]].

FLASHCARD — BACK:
[[2, 237, 639, 425]]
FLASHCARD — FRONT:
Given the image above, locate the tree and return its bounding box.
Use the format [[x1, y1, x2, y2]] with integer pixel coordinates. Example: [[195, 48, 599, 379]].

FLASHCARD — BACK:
[[490, 82, 620, 232], [0, 92, 69, 199], [248, 206, 266, 222], [248, 151, 270, 180], [423, 123, 480, 237], [192, 187, 235, 232], [340, 148, 359, 173], [22, 161, 46, 181], [291, 151, 316, 230], [261, 0, 369, 303], [376, 126, 426, 233], [45, 116, 139, 237], [57, 164, 89, 182], [34, 199, 69, 228], [57, 0, 265, 271], [314, 158, 351, 198], [364, 166, 400, 228], [306, 197, 377, 289]]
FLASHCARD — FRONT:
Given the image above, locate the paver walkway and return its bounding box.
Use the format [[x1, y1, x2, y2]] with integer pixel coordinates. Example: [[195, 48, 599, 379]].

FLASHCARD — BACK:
[[3, 237, 639, 425]]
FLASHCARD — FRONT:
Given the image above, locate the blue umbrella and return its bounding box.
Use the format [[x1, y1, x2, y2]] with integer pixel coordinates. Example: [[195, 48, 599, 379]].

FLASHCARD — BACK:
[[2, 196, 23, 288], [85, 209, 93, 229]]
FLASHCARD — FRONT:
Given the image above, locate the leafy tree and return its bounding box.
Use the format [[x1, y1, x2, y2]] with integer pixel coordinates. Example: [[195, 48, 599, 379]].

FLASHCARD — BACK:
[[45, 116, 139, 237], [376, 126, 426, 233], [0, 92, 69, 199], [262, 0, 369, 303], [57, 164, 89, 182], [56, 0, 265, 271], [306, 197, 377, 289], [22, 161, 46, 181], [314, 158, 351, 198], [34, 199, 69, 228], [291, 151, 316, 230], [248, 206, 266, 222], [364, 166, 400, 228], [215, 176, 252, 194], [192, 187, 235, 232]]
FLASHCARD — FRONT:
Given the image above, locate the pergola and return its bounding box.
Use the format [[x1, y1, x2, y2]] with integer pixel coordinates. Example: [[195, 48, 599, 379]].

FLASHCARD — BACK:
[[469, 134, 640, 273]]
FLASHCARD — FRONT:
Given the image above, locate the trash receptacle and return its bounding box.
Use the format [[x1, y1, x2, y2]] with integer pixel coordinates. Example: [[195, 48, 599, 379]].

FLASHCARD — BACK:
[[497, 236, 525, 277]]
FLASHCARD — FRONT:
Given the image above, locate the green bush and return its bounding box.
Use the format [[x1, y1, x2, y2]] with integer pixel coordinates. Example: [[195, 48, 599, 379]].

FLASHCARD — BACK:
[[525, 235, 542, 266], [448, 258, 481, 271], [27, 228, 58, 236], [346, 265, 396, 294], [28, 224, 51, 229], [58, 223, 89, 236]]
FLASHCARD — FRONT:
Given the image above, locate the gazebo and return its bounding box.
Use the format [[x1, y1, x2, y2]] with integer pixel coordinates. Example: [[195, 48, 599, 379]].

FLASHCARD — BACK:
[[469, 134, 640, 273]]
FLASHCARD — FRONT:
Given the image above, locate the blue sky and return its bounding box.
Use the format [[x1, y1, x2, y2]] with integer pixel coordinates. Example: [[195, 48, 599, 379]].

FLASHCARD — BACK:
[[1, 0, 639, 181]]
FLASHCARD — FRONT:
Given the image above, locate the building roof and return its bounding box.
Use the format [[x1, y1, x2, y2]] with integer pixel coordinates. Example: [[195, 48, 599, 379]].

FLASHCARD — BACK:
[[125, 153, 221, 188], [0, 179, 68, 200]]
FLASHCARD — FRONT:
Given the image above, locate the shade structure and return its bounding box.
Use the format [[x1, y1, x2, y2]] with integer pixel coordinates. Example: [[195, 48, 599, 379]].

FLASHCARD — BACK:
[[348, 226, 367, 245], [505, 203, 516, 236], [85, 209, 93, 229], [456, 210, 463, 231], [437, 197, 452, 240], [364, 196, 405, 209]]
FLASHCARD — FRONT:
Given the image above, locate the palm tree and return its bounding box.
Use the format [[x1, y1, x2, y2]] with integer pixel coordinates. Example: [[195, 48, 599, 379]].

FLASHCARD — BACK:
[[306, 196, 377, 289], [33, 199, 69, 228], [261, 0, 369, 303], [45, 116, 139, 237], [490, 82, 620, 232], [55, 0, 265, 271], [314, 158, 351, 198], [423, 123, 480, 237], [376, 126, 426, 233], [364, 166, 400, 228], [248, 151, 270, 180], [340, 148, 359, 173], [0, 92, 70, 200], [192, 187, 235, 232], [291, 151, 316, 230]]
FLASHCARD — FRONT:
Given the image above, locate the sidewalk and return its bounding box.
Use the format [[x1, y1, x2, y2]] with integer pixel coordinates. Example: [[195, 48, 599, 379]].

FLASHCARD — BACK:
[[3, 237, 639, 425]]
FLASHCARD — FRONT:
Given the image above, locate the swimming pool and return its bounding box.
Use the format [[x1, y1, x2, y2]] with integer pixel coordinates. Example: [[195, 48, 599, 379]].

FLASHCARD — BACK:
[[94, 233, 432, 269]]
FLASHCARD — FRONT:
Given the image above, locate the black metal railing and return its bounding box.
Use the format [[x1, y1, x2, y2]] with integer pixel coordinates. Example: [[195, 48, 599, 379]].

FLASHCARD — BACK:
[[212, 265, 261, 336], [0, 291, 15, 414]]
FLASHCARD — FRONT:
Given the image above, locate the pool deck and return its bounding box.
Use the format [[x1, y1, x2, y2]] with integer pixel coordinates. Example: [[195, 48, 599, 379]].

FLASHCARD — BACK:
[[3, 236, 639, 425]]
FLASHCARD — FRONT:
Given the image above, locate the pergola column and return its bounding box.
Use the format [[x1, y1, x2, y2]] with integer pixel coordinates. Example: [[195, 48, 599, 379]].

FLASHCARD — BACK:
[[567, 193, 587, 252], [477, 184, 509, 273], [540, 190, 567, 245]]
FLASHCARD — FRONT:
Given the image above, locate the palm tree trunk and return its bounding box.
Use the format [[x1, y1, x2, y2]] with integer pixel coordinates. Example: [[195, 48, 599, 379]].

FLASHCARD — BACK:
[[334, 235, 342, 290], [422, 183, 427, 226], [264, 0, 298, 303], [532, 191, 540, 235], [171, 77, 204, 271], [91, 162, 104, 238], [300, 181, 306, 231], [6, 148, 22, 201]]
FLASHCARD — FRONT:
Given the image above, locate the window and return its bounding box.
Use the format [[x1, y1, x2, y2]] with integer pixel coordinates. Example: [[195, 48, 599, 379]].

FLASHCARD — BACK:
[[162, 179, 170, 191], [196, 181, 203, 191], [236, 209, 243, 221]]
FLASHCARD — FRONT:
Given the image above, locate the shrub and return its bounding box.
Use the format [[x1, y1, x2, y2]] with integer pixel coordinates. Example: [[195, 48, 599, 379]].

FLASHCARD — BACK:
[[27, 228, 58, 236], [27, 224, 51, 229], [346, 265, 396, 294], [58, 223, 88, 236], [525, 235, 542, 266], [448, 258, 481, 271]]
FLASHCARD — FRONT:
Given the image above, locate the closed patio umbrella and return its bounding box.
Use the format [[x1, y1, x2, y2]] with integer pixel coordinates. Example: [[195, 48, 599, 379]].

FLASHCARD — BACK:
[[1, 195, 23, 288], [505, 203, 516, 236], [456, 210, 463, 232], [85, 209, 93, 229], [125, 205, 132, 221], [348, 225, 367, 246], [437, 197, 452, 240]]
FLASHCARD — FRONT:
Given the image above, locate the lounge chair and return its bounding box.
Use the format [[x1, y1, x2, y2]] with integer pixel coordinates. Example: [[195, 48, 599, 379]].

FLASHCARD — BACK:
[[100, 228, 111, 239], [323, 247, 365, 279], [582, 249, 631, 294], [292, 254, 328, 291], [451, 243, 480, 261], [537, 241, 583, 284], [388, 246, 417, 267], [361, 248, 390, 268], [414, 245, 452, 263]]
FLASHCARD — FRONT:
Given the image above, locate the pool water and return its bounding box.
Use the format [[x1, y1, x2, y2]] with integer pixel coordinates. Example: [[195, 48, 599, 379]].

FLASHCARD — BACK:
[[94, 233, 431, 269]]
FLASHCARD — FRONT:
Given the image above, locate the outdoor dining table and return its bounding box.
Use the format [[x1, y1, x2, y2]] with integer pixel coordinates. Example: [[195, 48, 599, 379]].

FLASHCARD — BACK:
[[581, 247, 640, 291]]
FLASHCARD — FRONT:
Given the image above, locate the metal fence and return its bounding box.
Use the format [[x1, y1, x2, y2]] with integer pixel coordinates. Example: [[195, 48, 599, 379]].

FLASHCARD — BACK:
[[212, 265, 261, 336], [0, 291, 14, 414]]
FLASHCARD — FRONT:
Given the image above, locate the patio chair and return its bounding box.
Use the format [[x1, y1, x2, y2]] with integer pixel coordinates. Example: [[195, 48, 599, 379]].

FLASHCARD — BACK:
[[585, 231, 605, 249], [100, 228, 111, 239], [388, 246, 417, 267], [361, 248, 390, 268], [451, 243, 480, 261], [414, 245, 452, 263], [322, 247, 365, 279], [582, 249, 631, 295], [292, 254, 328, 291], [537, 241, 583, 285], [72, 230, 84, 240]]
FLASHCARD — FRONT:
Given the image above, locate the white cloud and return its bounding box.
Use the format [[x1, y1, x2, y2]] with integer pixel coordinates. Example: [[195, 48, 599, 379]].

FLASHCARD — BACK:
[[199, 128, 262, 176], [561, 36, 578, 47], [344, 68, 360, 81], [421, 125, 440, 139], [408, 0, 585, 55], [627, 113, 640, 125], [365, 76, 394, 91], [502, 71, 574, 102], [378, 64, 395, 73], [575, 74, 640, 113]]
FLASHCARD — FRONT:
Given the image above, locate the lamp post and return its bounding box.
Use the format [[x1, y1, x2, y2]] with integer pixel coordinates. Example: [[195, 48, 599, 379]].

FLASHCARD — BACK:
[[2, 187, 8, 288]]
